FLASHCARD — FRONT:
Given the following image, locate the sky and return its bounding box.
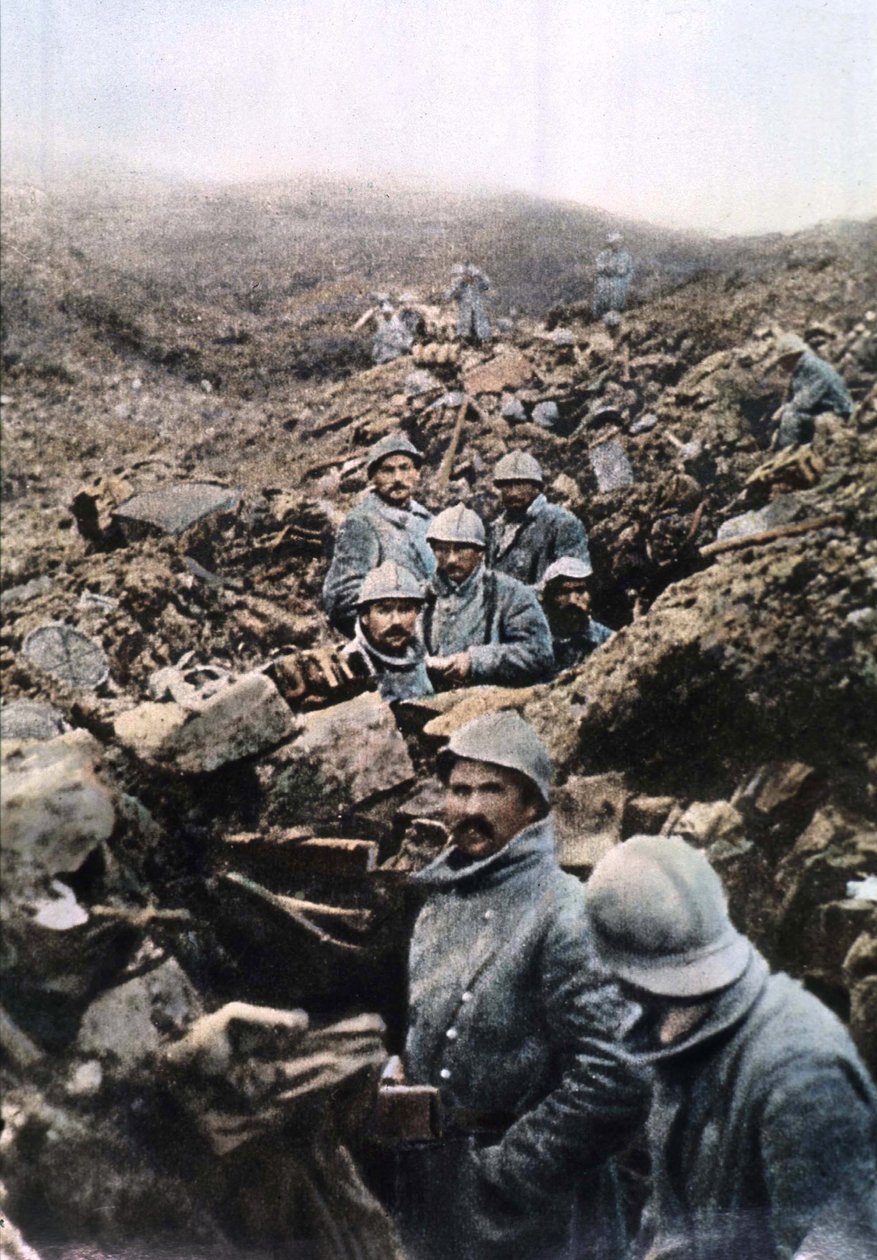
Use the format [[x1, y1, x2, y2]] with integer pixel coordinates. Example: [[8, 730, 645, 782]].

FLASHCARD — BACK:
[[2, 0, 875, 234]]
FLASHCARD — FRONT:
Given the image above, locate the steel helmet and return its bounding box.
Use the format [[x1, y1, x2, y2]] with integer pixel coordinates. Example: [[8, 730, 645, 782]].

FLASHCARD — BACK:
[[437, 709, 553, 803], [538, 555, 593, 593], [357, 561, 425, 607], [494, 450, 544, 485], [366, 433, 424, 477], [771, 332, 809, 365], [426, 503, 486, 548], [584, 834, 752, 998]]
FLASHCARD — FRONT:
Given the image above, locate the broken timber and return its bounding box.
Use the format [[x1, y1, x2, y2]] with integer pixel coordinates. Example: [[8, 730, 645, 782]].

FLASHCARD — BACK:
[[700, 513, 846, 559]]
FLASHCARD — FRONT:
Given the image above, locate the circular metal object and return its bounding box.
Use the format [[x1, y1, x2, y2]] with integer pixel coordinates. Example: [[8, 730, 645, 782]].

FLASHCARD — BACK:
[[22, 622, 110, 689]]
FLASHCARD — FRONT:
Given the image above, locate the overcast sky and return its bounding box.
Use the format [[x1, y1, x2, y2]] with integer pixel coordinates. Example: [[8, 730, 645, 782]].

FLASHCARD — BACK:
[[2, 0, 875, 233]]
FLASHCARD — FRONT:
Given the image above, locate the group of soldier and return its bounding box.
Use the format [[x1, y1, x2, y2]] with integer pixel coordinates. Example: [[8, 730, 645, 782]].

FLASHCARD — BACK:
[[313, 310, 868, 1258], [323, 433, 610, 702]]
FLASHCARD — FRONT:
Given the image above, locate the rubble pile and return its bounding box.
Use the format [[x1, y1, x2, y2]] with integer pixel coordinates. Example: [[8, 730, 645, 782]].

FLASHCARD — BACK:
[[1, 184, 876, 1257]]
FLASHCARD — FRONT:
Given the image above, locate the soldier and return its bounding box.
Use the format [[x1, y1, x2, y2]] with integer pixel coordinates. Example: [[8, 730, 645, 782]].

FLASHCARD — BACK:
[[585, 835, 877, 1260], [342, 561, 433, 703], [423, 504, 554, 689], [770, 331, 853, 449], [323, 434, 435, 635], [538, 556, 613, 673], [487, 451, 590, 585], [449, 262, 492, 344], [371, 300, 415, 365], [399, 711, 650, 1260], [593, 233, 633, 319]]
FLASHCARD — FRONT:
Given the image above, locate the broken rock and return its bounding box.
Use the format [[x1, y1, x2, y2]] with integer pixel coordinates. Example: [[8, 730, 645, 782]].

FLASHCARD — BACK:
[[589, 436, 634, 491], [127, 672, 296, 773], [553, 773, 628, 871], [463, 349, 532, 395], [1, 731, 116, 886], [674, 800, 744, 847], [76, 957, 202, 1069], [0, 700, 67, 742], [270, 691, 415, 817], [115, 481, 241, 537]]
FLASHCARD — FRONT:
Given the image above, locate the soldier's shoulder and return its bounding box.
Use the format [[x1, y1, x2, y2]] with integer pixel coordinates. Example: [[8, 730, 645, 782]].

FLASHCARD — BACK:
[[492, 569, 539, 601]]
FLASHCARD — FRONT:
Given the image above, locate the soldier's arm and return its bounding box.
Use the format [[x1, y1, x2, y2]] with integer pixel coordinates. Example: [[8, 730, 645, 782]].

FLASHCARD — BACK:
[[322, 516, 381, 634], [760, 1061, 877, 1257], [470, 895, 651, 1207], [467, 584, 555, 685], [789, 359, 831, 414]]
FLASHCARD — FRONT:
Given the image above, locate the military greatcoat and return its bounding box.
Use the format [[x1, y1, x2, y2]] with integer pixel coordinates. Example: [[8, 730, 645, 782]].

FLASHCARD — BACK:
[[403, 817, 650, 1260]]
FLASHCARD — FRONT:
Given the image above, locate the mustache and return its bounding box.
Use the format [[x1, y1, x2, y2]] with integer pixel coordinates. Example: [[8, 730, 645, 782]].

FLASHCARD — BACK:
[[452, 816, 495, 841]]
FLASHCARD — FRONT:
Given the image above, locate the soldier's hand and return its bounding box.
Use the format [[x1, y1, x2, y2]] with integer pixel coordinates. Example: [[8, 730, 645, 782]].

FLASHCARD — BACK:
[[427, 652, 471, 686]]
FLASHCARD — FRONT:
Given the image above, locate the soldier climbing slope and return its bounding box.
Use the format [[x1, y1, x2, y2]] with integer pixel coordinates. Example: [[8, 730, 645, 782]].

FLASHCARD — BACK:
[[538, 556, 613, 674], [423, 504, 554, 689], [585, 834, 877, 1260], [342, 561, 434, 703], [323, 434, 435, 635], [487, 450, 590, 586], [449, 262, 492, 344], [395, 711, 651, 1260], [769, 331, 853, 450]]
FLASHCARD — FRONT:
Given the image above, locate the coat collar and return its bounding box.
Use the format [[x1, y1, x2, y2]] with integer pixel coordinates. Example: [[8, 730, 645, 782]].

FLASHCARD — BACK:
[[351, 618, 425, 673], [412, 815, 556, 890], [494, 494, 547, 556], [430, 562, 484, 601], [364, 489, 431, 526], [625, 948, 769, 1066]]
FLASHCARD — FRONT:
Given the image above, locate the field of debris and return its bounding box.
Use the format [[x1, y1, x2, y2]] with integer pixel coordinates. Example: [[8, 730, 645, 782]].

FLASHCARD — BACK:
[[1, 174, 876, 1258]]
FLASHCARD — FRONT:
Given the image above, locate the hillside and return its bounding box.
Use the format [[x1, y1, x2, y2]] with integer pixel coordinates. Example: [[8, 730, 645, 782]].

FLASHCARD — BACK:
[[1, 173, 875, 1257]]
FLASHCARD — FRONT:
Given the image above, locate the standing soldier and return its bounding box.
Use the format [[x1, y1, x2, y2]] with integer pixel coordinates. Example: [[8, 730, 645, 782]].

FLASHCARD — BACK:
[[323, 434, 435, 635], [488, 451, 590, 586], [585, 834, 877, 1260], [423, 504, 554, 688], [770, 331, 853, 449], [399, 711, 650, 1260], [538, 556, 613, 673], [593, 233, 633, 319], [343, 561, 433, 702], [449, 263, 492, 344]]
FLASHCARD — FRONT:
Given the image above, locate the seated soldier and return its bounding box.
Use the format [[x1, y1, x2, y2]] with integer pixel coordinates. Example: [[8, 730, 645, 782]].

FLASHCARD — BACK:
[[770, 331, 853, 449], [423, 503, 554, 689], [538, 556, 613, 674], [323, 433, 435, 635], [488, 450, 590, 585], [342, 561, 433, 703]]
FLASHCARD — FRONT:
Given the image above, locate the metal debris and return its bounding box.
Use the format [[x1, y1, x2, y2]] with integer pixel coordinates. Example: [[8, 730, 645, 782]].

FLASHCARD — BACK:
[[22, 622, 110, 689]]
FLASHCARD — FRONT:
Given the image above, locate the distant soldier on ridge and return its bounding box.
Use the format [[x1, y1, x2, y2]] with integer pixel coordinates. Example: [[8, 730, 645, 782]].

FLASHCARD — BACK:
[[769, 331, 853, 449], [593, 232, 633, 319], [448, 262, 491, 344]]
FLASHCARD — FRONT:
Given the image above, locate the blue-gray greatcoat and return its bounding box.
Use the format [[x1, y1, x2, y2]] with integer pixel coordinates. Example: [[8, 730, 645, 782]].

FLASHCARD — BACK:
[[449, 269, 492, 343], [628, 949, 877, 1260], [550, 620, 613, 675], [488, 495, 590, 586], [404, 817, 651, 1260], [776, 349, 853, 449], [593, 250, 633, 317], [424, 565, 554, 686], [322, 492, 435, 634], [342, 619, 434, 703]]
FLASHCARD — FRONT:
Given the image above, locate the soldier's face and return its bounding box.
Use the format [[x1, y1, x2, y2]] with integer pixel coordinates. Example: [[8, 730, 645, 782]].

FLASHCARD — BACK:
[[360, 599, 421, 655], [445, 759, 539, 859], [497, 480, 541, 512], [547, 579, 591, 616], [372, 455, 419, 507], [430, 542, 483, 585]]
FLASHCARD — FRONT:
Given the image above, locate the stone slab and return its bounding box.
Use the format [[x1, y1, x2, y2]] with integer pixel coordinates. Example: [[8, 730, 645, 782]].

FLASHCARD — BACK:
[[115, 481, 241, 535]]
